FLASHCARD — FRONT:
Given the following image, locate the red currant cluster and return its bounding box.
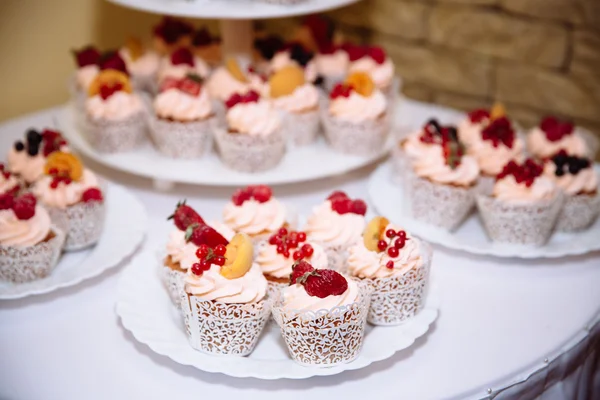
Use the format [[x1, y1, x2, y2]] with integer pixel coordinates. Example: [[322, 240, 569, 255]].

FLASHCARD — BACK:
[[540, 116, 574, 142], [231, 185, 272, 206], [0, 163, 11, 180], [47, 168, 74, 189], [330, 83, 353, 100], [481, 117, 515, 148], [376, 229, 409, 269], [268, 228, 313, 260], [225, 90, 260, 109], [328, 191, 367, 215], [468, 109, 490, 124], [191, 244, 227, 276], [497, 159, 543, 188]]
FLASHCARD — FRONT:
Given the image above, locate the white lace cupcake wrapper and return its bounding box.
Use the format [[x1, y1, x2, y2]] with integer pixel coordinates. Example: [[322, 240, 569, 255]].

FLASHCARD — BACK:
[[282, 109, 320, 146], [214, 127, 286, 173], [321, 110, 390, 156], [476, 193, 564, 245], [272, 282, 372, 367], [408, 174, 476, 231], [556, 192, 600, 232], [160, 265, 186, 308], [180, 293, 273, 356], [0, 227, 66, 283], [211, 100, 227, 128], [47, 201, 106, 251], [86, 112, 148, 153], [579, 128, 599, 160], [149, 115, 215, 159]]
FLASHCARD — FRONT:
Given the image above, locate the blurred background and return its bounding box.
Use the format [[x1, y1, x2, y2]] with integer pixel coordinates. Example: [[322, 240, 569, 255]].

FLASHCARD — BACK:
[[1, 0, 599, 138]]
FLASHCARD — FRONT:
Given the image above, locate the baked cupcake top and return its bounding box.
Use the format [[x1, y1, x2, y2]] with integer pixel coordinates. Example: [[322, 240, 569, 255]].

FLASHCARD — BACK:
[[493, 159, 556, 202], [154, 74, 212, 122], [411, 129, 480, 187], [0, 193, 51, 248], [184, 233, 267, 304], [32, 152, 103, 209], [544, 152, 597, 196], [328, 72, 387, 122], [348, 217, 423, 279], [7, 128, 69, 184], [158, 47, 209, 82], [224, 91, 280, 137], [206, 59, 266, 101], [347, 45, 394, 89], [256, 229, 328, 279], [281, 261, 358, 312], [119, 38, 160, 77], [269, 42, 317, 83], [72, 46, 101, 90], [0, 164, 20, 195], [223, 185, 288, 236], [527, 116, 587, 159], [85, 70, 143, 121], [304, 191, 367, 248], [269, 65, 319, 113]]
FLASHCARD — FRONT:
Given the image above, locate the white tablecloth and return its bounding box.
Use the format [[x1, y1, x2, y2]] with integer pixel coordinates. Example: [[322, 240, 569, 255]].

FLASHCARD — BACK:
[[0, 103, 598, 400]]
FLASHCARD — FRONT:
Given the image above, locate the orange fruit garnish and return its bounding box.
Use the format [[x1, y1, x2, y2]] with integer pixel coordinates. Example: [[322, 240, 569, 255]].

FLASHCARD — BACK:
[[88, 70, 132, 97], [226, 58, 248, 83], [44, 152, 83, 181], [125, 37, 144, 61], [363, 216, 390, 252], [220, 233, 254, 279], [269, 65, 305, 98], [345, 72, 374, 97], [490, 102, 506, 121]]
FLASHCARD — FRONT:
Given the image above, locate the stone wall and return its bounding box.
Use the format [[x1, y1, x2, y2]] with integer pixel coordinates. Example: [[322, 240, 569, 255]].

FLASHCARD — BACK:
[[264, 0, 600, 137]]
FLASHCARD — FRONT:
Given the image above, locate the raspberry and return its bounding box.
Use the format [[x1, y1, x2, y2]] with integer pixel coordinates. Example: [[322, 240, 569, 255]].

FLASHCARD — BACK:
[[345, 44, 367, 62], [327, 190, 348, 201], [468, 109, 490, 124], [73, 46, 100, 67], [168, 200, 205, 231], [225, 93, 243, 109], [99, 52, 128, 75], [330, 197, 352, 215], [0, 193, 14, 210], [82, 188, 104, 203], [350, 199, 367, 215], [540, 116, 574, 142], [251, 185, 272, 203], [231, 187, 252, 205], [154, 17, 193, 44], [301, 269, 348, 298], [242, 90, 260, 104], [290, 260, 314, 285], [170, 47, 195, 66], [12, 194, 36, 220], [368, 46, 386, 64], [481, 117, 515, 148]]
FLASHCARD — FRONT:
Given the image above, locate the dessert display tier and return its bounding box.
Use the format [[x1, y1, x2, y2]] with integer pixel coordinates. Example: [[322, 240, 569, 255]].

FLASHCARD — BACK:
[[106, 0, 361, 19]]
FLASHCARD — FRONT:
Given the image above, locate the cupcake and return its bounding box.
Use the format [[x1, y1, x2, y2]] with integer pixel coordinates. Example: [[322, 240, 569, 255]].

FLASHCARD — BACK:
[[69, 46, 101, 110], [270, 65, 320, 146], [180, 233, 272, 356], [268, 42, 318, 84], [476, 159, 562, 245], [322, 72, 390, 156], [191, 27, 222, 67], [347, 217, 431, 325], [544, 152, 600, 232], [0, 164, 21, 195], [527, 116, 598, 160], [0, 193, 65, 283], [347, 45, 398, 106], [119, 37, 160, 93], [304, 190, 367, 270], [272, 261, 370, 367], [457, 108, 491, 148], [85, 70, 147, 153], [152, 17, 193, 56], [150, 74, 215, 158], [408, 129, 480, 231], [223, 185, 296, 244], [32, 152, 105, 251], [157, 47, 210, 84], [392, 119, 444, 177], [163, 201, 234, 306], [214, 91, 284, 173], [7, 128, 69, 185]]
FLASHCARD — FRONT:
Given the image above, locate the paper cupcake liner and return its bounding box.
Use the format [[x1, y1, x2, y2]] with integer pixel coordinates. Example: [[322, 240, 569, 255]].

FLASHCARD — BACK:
[[0, 227, 66, 283], [476, 193, 564, 245], [211, 100, 227, 128], [579, 128, 599, 160], [86, 111, 147, 153], [180, 292, 272, 356], [131, 74, 158, 95], [556, 192, 600, 232], [47, 200, 106, 251], [362, 242, 432, 326], [149, 115, 215, 159], [381, 77, 401, 114], [409, 174, 476, 231], [214, 127, 286, 173], [272, 282, 371, 367], [283, 109, 320, 146], [321, 110, 390, 156], [160, 265, 186, 308]]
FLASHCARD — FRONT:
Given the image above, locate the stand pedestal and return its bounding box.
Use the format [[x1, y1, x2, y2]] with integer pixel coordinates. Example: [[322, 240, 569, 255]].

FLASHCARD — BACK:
[[220, 19, 254, 60]]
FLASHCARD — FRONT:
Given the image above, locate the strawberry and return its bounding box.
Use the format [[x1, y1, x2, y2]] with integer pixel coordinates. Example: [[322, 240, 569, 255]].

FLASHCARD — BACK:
[[179, 78, 201, 96], [350, 199, 367, 215], [330, 197, 352, 215], [73, 46, 100, 67], [160, 77, 180, 93], [251, 185, 272, 203], [290, 260, 315, 285], [168, 200, 205, 231], [345, 45, 367, 62], [297, 268, 348, 298], [185, 224, 228, 248], [225, 93, 243, 109], [171, 47, 195, 66], [82, 188, 103, 203], [368, 46, 386, 64], [12, 194, 36, 220], [0, 193, 14, 210], [99, 52, 128, 74], [327, 190, 348, 201]]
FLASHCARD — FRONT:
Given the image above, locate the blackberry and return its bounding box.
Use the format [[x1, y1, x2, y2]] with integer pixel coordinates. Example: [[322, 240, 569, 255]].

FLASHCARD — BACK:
[[14, 141, 25, 152], [26, 129, 41, 144], [426, 119, 441, 134]]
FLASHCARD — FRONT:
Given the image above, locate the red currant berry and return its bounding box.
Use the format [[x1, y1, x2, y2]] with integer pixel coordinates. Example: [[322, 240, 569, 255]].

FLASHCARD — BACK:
[[386, 261, 395, 269], [214, 256, 226, 266], [286, 238, 298, 248], [387, 247, 399, 257], [377, 240, 387, 251], [50, 180, 59, 189], [278, 227, 288, 236], [276, 245, 285, 254], [214, 244, 227, 256], [301, 244, 313, 257], [397, 230, 407, 239], [283, 250, 290, 258], [394, 238, 405, 249], [293, 251, 303, 260], [297, 232, 306, 242], [195, 245, 210, 259], [200, 259, 211, 270], [49, 168, 58, 175], [385, 229, 396, 238], [269, 236, 277, 245], [191, 263, 203, 275]]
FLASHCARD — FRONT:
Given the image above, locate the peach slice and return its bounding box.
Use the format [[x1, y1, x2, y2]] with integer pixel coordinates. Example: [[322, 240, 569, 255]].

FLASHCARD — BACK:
[[220, 233, 254, 279], [226, 58, 248, 83], [363, 216, 390, 252], [490, 102, 506, 121], [269, 65, 305, 98], [125, 37, 144, 61], [44, 152, 83, 181], [345, 72, 374, 97], [88, 70, 132, 97]]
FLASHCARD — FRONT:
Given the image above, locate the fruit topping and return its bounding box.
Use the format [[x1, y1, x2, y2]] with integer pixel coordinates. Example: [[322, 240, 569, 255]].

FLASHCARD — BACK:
[[292, 262, 348, 298], [0, 192, 14, 210], [286, 42, 314, 67], [254, 35, 285, 61], [290, 260, 315, 285], [442, 132, 465, 170], [153, 17, 193, 44], [303, 15, 335, 52], [231, 185, 273, 205], [98, 51, 128, 74], [481, 117, 515, 148], [72, 46, 101, 67], [345, 72, 374, 97], [81, 188, 103, 203], [224, 90, 260, 109], [168, 200, 205, 231], [489, 102, 506, 121], [14, 141, 25, 152], [125, 37, 144, 61], [363, 216, 390, 252], [345, 44, 367, 62], [540, 116, 574, 142], [220, 233, 253, 279], [185, 223, 228, 248], [12, 193, 37, 220], [170, 47, 195, 66], [497, 159, 543, 187], [41, 129, 67, 157], [268, 229, 310, 259], [269, 65, 305, 98], [192, 27, 213, 47], [160, 74, 203, 96], [226, 58, 248, 83], [468, 109, 490, 124], [327, 191, 367, 216], [191, 243, 228, 276], [329, 83, 353, 99], [44, 152, 83, 181], [88, 70, 132, 98], [551, 151, 591, 176], [368, 46, 387, 64]]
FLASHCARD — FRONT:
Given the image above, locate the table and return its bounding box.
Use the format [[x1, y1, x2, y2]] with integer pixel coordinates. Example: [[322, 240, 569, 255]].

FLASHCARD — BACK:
[[0, 106, 599, 400]]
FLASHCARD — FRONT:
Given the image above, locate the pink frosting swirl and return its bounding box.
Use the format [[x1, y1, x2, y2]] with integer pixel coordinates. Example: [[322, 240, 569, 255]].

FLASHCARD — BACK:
[[493, 175, 557, 202], [86, 91, 143, 121], [315, 50, 349, 77], [0, 206, 51, 247], [206, 67, 267, 101], [32, 169, 99, 209], [271, 84, 319, 113], [329, 90, 387, 122], [7, 144, 68, 184], [154, 87, 212, 121], [281, 275, 359, 313], [527, 127, 587, 159], [349, 57, 394, 88], [184, 263, 267, 304], [543, 162, 598, 196], [402, 130, 436, 160], [157, 55, 209, 82], [269, 51, 317, 83], [256, 241, 328, 279], [226, 101, 280, 137], [119, 48, 160, 77], [223, 198, 288, 236], [412, 145, 480, 186], [75, 65, 99, 90], [457, 117, 488, 148], [468, 136, 525, 176], [304, 201, 366, 248], [348, 224, 423, 279]]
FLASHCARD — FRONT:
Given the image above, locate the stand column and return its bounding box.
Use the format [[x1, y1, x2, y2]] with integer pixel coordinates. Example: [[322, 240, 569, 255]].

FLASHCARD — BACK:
[[220, 19, 253, 61]]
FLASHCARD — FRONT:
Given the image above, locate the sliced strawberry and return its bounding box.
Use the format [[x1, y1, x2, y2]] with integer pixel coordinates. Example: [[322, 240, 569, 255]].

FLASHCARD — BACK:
[[300, 269, 348, 298], [168, 200, 205, 231], [82, 188, 104, 203], [290, 260, 315, 285], [179, 78, 201, 96], [242, 90, 260, 103], [185, 224, 228, 247], [160, 77, 180, 93]]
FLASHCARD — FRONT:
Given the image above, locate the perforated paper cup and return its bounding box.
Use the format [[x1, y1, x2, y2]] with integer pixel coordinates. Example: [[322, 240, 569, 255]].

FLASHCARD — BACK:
[[47, 200, 106, 251], [556, 192, 600, 232], [149, 115, 215, 159], [214, 127, 285, 173], [86, 111, 147, 153], [321, 110, 390, 156]]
